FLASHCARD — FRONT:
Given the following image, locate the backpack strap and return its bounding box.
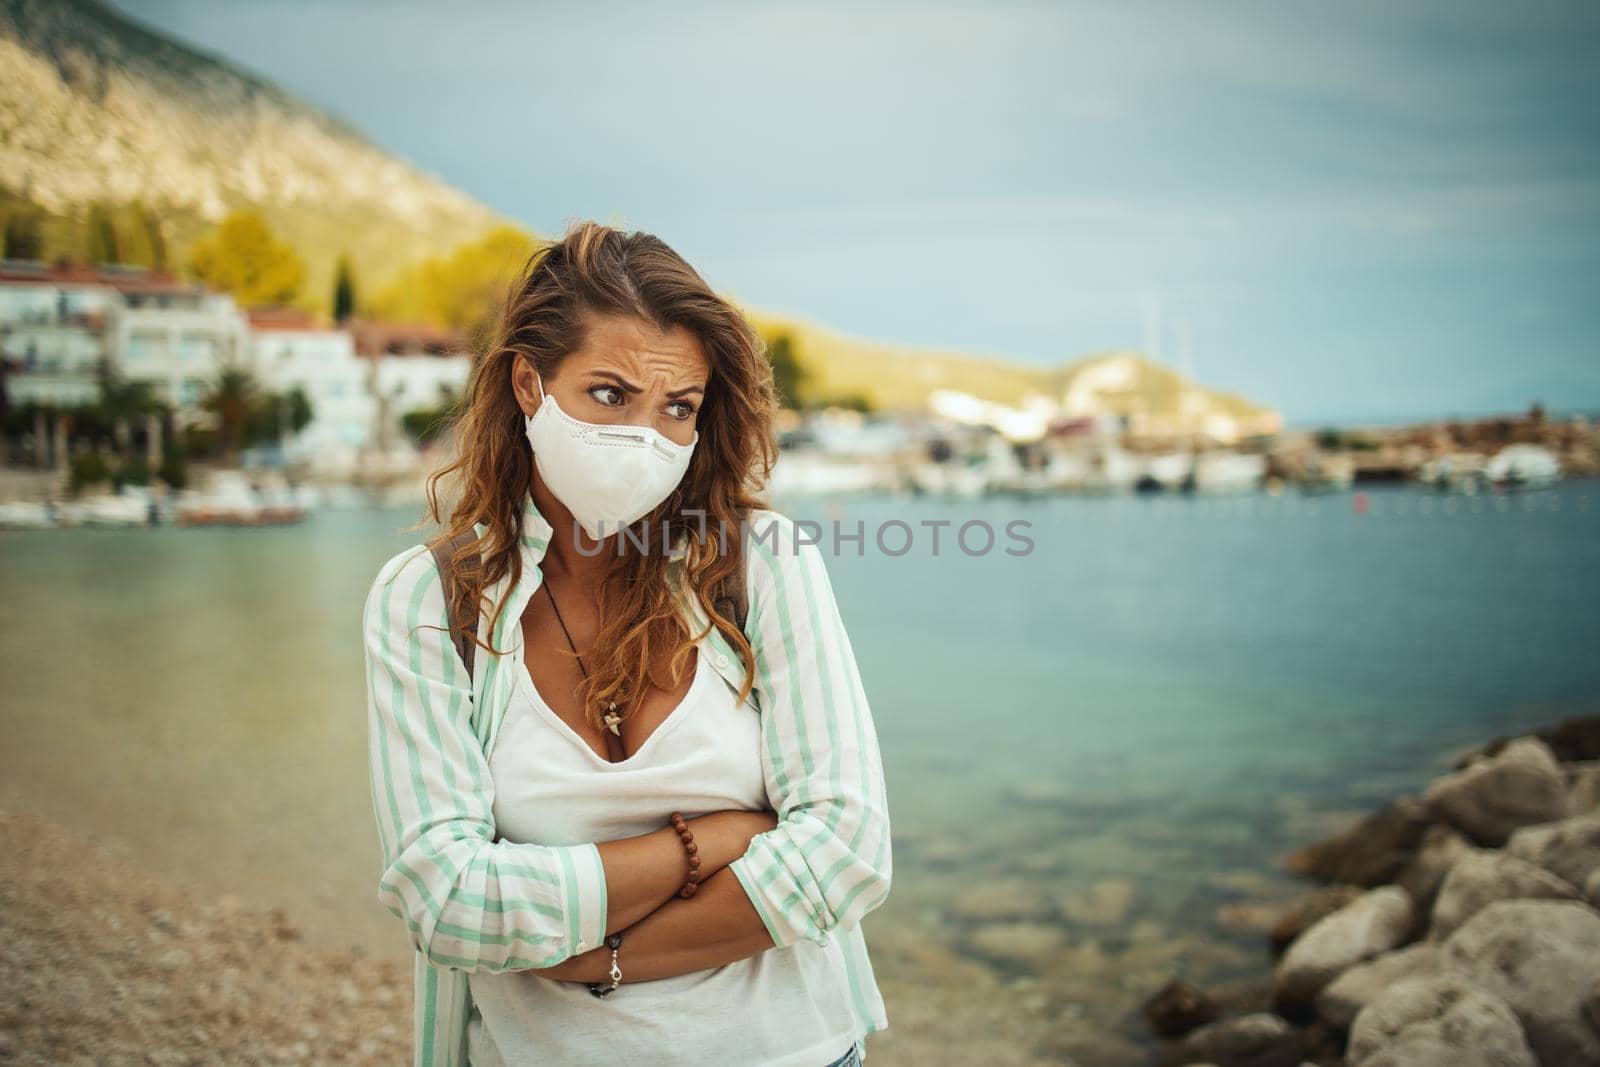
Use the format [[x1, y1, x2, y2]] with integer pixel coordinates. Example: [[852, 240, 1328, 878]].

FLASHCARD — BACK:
[[428, 528, 481, 684], [710, 535, 749, 637]]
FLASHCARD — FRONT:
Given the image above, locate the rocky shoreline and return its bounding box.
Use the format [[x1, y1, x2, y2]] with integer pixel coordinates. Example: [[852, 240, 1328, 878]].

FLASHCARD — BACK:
[[1142, 715, 1600, 1067]]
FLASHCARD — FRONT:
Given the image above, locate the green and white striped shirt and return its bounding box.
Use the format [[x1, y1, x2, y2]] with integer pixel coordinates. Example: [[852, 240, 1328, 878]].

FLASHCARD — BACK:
[[363, 491, 893, 1065]]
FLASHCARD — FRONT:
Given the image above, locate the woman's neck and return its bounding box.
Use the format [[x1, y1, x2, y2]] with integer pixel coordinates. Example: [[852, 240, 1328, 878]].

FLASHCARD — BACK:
[[530, 476, 610, 583]]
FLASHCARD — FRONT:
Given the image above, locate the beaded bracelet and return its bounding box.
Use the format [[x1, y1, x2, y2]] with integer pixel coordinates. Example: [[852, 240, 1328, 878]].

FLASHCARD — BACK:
[[669, 811, 702, 898]]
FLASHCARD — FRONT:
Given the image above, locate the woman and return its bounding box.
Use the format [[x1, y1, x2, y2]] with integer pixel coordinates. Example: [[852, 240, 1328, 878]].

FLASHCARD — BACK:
[[363, 220, 893, 1067]]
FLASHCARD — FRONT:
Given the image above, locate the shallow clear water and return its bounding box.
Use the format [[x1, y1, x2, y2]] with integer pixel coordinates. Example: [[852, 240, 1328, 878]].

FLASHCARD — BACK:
[[2, 481, 1595, 1048]]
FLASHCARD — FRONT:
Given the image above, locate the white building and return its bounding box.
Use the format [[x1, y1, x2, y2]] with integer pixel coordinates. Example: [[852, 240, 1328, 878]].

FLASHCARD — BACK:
[[0, 262, 123, 406], [112, 285, 250, 422], [2, 263, 254, 421], [248, 307, 376, 471], [372, 353, 470, 417], [348, 317, 471, 449]]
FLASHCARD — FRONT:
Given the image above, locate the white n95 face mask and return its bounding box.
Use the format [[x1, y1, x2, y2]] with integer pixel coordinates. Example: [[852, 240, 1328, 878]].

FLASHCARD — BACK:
[[524, 372, 698, 540]]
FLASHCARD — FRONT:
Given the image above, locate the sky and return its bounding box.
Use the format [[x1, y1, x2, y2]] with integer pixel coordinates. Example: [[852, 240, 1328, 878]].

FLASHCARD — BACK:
[[108, 0, 1600, 427]]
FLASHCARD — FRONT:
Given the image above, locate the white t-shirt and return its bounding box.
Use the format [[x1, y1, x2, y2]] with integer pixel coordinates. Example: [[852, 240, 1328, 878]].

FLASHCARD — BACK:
[[465, 642, 862, 1067]]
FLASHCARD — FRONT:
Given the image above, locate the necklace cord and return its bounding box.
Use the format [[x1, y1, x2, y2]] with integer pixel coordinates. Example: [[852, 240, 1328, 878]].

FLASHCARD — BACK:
[[541, 581, 625, 753], [541, 581, 588, 679]]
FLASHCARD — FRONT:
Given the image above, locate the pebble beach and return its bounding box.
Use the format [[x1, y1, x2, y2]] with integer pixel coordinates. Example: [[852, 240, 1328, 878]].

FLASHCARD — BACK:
[[0, 811, 411, 1066]]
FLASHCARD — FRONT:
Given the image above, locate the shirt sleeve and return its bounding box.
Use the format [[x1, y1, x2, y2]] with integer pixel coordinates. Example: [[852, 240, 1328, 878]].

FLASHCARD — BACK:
[[363, 545, 609, 972], [727, 514, 894, 949]]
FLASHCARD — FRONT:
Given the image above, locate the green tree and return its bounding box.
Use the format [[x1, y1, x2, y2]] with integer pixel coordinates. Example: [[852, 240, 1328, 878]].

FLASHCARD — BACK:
[[244, 386, 314, 448], [400, 386, 462, 446], [119, 201, 167, 270], [69, 451, 111, 493], [822, 391, 875, 413], [765, 332, 810, 410], [119, 210, 153, 268], [112, 454, 152, 490], [99, 368, 164, 424], [188, 209, 306, 306], [202, 367, 260, 461], [332, 252, 357, 323], [158, 412, 188, 489], [142, 204, 168, 270], [3, 210, 44, 260], [93, 370, 165, 476], [86, 202, 120, 264]]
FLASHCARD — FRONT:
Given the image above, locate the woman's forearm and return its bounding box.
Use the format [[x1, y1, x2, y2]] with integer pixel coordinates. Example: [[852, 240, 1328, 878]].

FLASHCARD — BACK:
[[526, 809, 776, 973], [533, 863, 774, 983], [581, 822, 703, 935]]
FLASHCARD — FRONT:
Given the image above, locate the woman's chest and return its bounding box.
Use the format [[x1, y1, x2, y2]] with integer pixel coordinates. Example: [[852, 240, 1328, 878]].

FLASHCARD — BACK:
[[485, 652, 768, 848]]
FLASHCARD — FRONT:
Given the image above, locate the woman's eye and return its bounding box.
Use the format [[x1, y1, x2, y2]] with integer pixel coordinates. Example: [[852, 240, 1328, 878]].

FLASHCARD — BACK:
[[666, 400, 697, 420], [588, 385, 625, 407]]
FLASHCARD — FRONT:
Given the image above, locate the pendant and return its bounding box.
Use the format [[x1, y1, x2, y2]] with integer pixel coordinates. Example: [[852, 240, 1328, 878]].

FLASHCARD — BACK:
[[602, 703, 622, 736]]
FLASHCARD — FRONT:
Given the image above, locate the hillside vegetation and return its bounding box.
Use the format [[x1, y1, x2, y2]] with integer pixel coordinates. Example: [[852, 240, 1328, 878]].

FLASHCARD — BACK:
[[0, 0, 507, 312]]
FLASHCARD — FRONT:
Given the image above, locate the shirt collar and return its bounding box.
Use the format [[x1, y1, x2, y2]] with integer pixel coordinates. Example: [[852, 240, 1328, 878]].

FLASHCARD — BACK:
[[519, 487, 555, 563]]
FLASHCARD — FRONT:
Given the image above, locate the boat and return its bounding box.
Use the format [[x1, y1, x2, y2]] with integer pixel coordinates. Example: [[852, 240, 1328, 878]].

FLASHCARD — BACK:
[[174, 471, 307, 526], [1485, 444, 1561, 489], [1416, 453, 1490, 494], [55, 486, 157, 527], [770, 450, 898, 496], [1132, 451, 1193, 493], [0, 500, 56, 529], [1078, 444, 1144, 494], [1191, 450, 1267, 493], [1297, 452, 1356, 493], [988, 449, 1096, 497], [906, 459, 992, 498]]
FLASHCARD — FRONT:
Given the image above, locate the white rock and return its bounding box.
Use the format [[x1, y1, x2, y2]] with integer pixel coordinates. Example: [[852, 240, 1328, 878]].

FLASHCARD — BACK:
[[1347, 972, 1535, 1067], [1420, 737, 1570, 846], [1273, 885, 1414, 1007], [1426, 848, 1579, 941], [1565, 760, 1600, 814], [1504, 809, 1600, 889], [1314, 942, 1441, 1031], [1440, 898, 1600, 1066]]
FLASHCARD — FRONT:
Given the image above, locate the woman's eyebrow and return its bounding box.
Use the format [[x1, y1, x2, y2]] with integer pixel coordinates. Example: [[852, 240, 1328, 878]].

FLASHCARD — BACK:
[[587, 371, 642, 393], [589, 371, 704, 399]]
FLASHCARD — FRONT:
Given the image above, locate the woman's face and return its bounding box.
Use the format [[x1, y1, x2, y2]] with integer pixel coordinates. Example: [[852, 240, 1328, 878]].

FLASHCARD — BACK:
[[514, 312, 711, 448]]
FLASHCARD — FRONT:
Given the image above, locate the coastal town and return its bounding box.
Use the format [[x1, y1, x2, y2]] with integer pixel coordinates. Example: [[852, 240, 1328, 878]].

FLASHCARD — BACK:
[[0, 256, 1593, 530]]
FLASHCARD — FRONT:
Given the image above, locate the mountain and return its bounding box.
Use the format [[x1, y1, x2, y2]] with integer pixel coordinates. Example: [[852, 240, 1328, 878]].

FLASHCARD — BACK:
[[743, 305, 1058, 409], [743, 305, 1280, 425], [0, 0, 508, 310], [1051, 350, 1277, 425]]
